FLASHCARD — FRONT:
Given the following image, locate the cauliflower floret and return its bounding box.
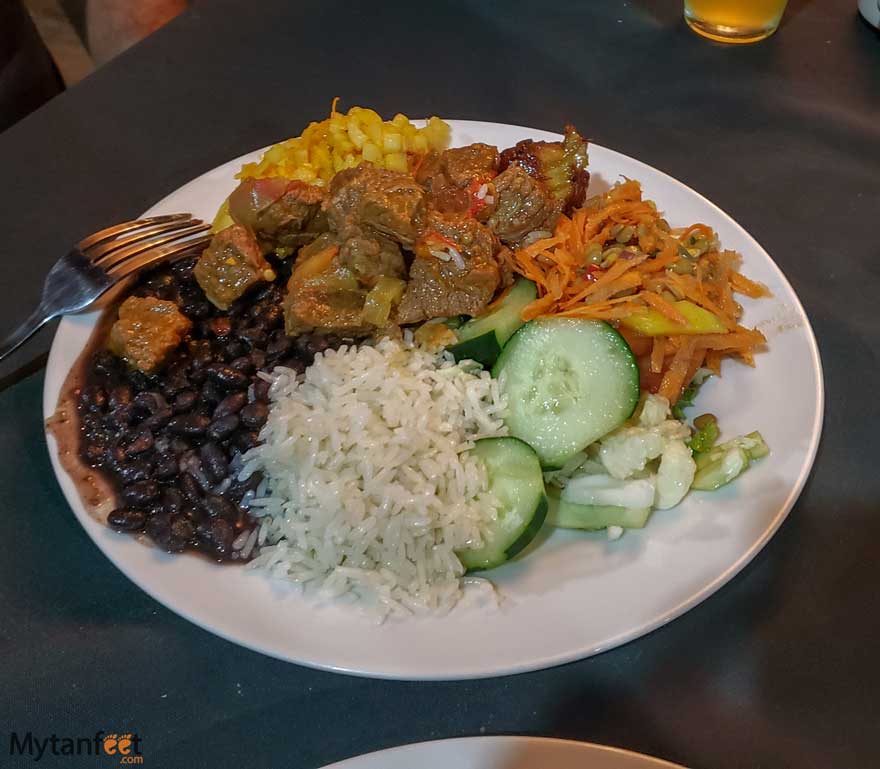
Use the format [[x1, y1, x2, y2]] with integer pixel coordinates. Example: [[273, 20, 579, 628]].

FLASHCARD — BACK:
[[655, 439, 697, 509], [638, 393, 671, 428], [599, 427, 665, 480]]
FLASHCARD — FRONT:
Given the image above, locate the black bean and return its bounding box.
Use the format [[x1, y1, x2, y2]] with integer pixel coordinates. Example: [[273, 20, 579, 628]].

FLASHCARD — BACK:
[[230, 356, 256, 375], [189, 339, 214, 365], [240, 401, 268, 429], [277, 357, 306, 375], [183, 505, 204, 524], [107, 404, 135, 428], [108, 384, 133, 410], [146, 513, 172, 548], [260, 304, 284, 328], [209, 317, 232, 339], [124, 428, 154, 457], [172, 390, 198, 413], [200, 442, 228, 483], [252, 379, 271, 402], [167, 413, 210, 437], [82, 435, 109, 465], [182, 299, 211, 319], [154, 453, 179, 480], [200, 380, 224, 405], [235, 430, 261, 452], [178, 450, 207, 484], [133, 391, 168, 415], [168, 516, 196, 551], [171, 256, 197, 279], [205, 364, 249, 390], [169, 437, 191, 455], [162, 487, 185, 514], [122, 480, 161, 508], [160, 363, 190, 397], [238, 324, 267, 347], [142, 407, 173, 431], [266, 331, 293, 358], [78, 384, 107, 413], [213, 392, 247, 419], [179, 472, 203, 501], [197, 518, 234, 555], [205, 493, 239, 520], [108, 508, 147, 531], [126, 369, 155, 391], [92, 350, 121, 378], [117, 459, 153, 484], [206, 414, 240, 441], [228, 470, 264, 503], [224, 341, 248, 360], [249, 349, 267, 370]]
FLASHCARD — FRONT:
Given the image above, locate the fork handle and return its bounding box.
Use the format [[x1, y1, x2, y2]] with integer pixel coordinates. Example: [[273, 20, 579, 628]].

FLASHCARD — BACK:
[[0, 304, 56, 364]]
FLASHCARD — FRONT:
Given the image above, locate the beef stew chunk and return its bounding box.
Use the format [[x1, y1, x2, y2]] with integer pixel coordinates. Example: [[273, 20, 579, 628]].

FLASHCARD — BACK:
[[417, 143, 500, 215], [194, 224, 276, 310], [498, 125, 589, 216], [396, 213, 501, 323], [108, 296, 192, 373], [325, 163, 426, 246], [228, 177, 327, 253]]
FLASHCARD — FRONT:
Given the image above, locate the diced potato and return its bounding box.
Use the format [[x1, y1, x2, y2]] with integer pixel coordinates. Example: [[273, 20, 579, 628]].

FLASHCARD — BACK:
[[384, 152, 408, 173], [362, 141, 383, 164], [382, 132, 403, 153]]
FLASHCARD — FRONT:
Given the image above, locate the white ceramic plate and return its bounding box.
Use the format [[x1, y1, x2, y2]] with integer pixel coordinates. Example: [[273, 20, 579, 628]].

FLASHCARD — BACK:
[[43, 120, 823, 679], [320, 737, 686, 769]]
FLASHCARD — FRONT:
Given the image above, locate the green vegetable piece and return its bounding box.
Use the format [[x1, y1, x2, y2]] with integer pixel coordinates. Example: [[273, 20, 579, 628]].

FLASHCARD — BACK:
[[691, 447, 750, 491], [689, 413, 719, 453]]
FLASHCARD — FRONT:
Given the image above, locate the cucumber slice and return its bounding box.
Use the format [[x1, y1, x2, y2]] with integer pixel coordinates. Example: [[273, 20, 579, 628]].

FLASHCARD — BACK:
[[456, 437, 548, 571], [691, 447, 749, 490], [447, 279, 537, 367], [492, 318, 640, 468], [547, 490, 652, 531]]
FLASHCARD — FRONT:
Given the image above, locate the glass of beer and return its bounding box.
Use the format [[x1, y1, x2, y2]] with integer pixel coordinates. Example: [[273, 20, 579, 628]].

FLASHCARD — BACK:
[[684, 0, 789, 43]]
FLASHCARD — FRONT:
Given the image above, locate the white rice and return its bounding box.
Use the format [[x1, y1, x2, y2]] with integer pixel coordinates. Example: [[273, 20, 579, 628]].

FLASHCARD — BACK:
[[241, 336, 508, 618]]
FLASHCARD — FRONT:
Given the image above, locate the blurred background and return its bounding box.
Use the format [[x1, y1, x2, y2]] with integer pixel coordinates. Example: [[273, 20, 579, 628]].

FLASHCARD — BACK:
[[1, 0, 186, 133]]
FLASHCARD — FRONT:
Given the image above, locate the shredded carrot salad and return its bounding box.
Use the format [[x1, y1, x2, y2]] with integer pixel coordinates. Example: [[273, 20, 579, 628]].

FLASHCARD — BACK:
[[505, 180, 770, 403]]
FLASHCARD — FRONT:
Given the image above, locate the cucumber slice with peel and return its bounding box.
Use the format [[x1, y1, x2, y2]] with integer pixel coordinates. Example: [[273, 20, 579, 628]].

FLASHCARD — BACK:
[[456, 437, 548, 571], [547, 490, 652, 531], [492, 318, 640, 468], [447, 279, 536, 366]]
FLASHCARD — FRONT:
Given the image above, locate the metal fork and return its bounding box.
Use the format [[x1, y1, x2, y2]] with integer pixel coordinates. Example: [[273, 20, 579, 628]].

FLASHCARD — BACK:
[[0, 213, 212, 363]]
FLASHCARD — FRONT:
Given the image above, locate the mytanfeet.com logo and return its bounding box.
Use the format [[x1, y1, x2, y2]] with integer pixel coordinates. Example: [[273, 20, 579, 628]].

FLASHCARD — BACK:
[[8, 731, 144, 764]]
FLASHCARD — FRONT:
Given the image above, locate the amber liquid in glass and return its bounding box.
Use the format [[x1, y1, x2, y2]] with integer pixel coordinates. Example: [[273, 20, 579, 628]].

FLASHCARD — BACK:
[[684, 0, 788, 43]]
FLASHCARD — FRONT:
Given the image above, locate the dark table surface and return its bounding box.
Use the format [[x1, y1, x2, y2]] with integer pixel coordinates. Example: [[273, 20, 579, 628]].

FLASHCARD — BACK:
[[1, 1, 878, 767]]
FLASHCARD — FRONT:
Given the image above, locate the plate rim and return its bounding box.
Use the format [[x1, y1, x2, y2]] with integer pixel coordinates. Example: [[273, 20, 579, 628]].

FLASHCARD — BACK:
[[42, 119, 825, 679], [318, 735, 688, 769]]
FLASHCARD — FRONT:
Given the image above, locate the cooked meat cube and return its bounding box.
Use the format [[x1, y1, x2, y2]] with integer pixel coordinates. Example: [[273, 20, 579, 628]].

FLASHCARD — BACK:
[[325, 163, 426, 246], [396, 213, 501, 324], [108, 296, 191, 374], [441, 143, 500, 188], [485, 165, 558, 245], [499, 125, 589, 214], [283, 239, 370, 336], [417, 143, 499, 215], [194, 225, 276, 310], [228, 178, 326, 253], [337, 223, 407, 289]]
